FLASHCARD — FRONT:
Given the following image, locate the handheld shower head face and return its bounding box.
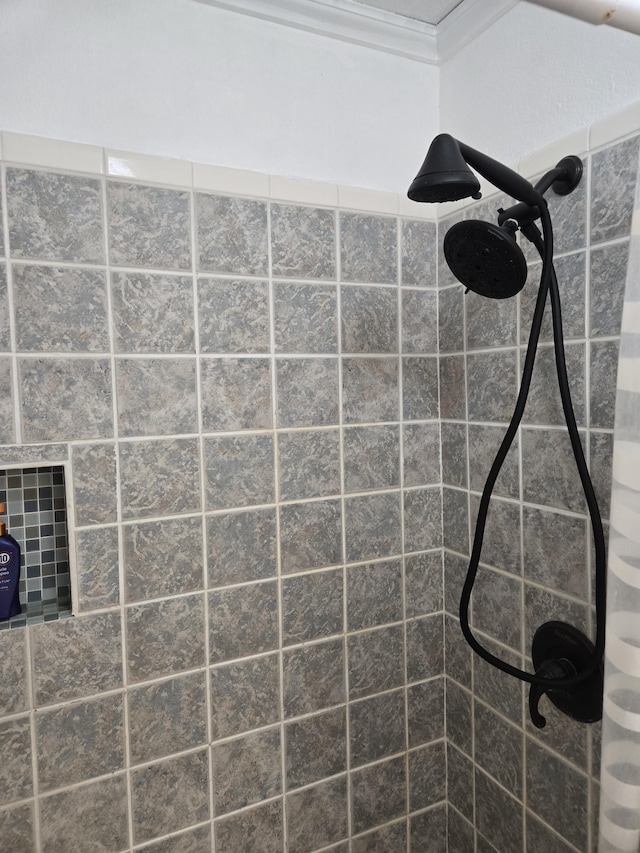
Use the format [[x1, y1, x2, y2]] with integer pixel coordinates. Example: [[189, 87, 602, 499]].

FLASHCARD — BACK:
[[443, 220, 528, 299]]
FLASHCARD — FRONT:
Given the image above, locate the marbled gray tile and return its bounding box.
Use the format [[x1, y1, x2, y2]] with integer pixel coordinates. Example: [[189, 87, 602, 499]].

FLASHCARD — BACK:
[[404, 421, 441, 487], [279, 499, 342, 573], [526, 693, 589, 772], [444, 554, 469, 621], [447, 743, 474, 822], [438, 285, 464, 353], [273, 281, 338, 353], [211, 653, 280, 739], [590, 241, 628, 337], [401, 219, 436, 286], [354, 820, 406, 853], [440, 421, 466, 487], [199, 276, 269, 353], [524, 582, 589, 653], [474, 700, 523, 797], [196, 193, 268, 275], [547, 157, 588, 255], [142, 825, 212, 853], [405, 551, 443, 617], [13, 264, 109, 352], [0, 357, 15, 444], [128, 672, 207, 765], [345, 492, 402, 563], [131, 750, 209, 844], [348, 624, 404, 700], [278, 428, 340, 500], [39, 775, 129, 853], [286, 776, 348, 853], [72, 442, 118, 525], [472, 567, 522, 651], [126, 594, 205, 682], [524, 341, 585, 427], [0, 629, 29, 715], [467, 349, 517, 423], [591, 136, 640, 244], [521, 251, 586, 344], [466, 290, 518, 350], [523, 505, 587, 598], [341, 285, 397, 353], [526, 815, 577, 853], [0, 805, 34, 853], [200, 357, 272, 430], [75, 526, 120, 611], [343, 424, 400, 492], [35, 695, 124, 791], [276, 357, 339, 426], [6, 168, 104, 263], [207, 507, 277, 587], [402, 356, 439, 420], [446, 678, 472, 756], [120, 437, 201, 519], [123, 516, 203, 602], [340, 213, 397, 284], [0, 265, 9, 351], [439, 354, 466, 420], [271, 203, 335, 279], [406, 613, 444, 683], [283, 639, 345, 717], [204, 433, 274, 510], [402, 288, 438, 353], [0, 716, 32, 803], [0, 443, 67, 465], [469, 422, 520, 499], [591, 338, 619, 430], [350, 690, 405, 767], [438, 211, 465, 288], [404, 487, 442, 553], [112, 271, 195, 354], [116, 357, 197, 436], [408, 676, 444, 747], [475, 768, 523, 853], [213, 728, 281, 814], [286, 707, 346, 788], [469, 494, 521, 574], [590, 429, 613, 519], [351, 756, 406, 835], [108, 181, 191, 270], [522, 427, 586, 512], [20, 357, 112, 442], [443, 486, 469, 554], [31, 611, 122, 705], [446, 806, 472, 853], [215, 801, 283, 853], [209, 581, 278, 663], [282, 569, 343, 645], [343, 356, 399, 423], [409, 740, 446, 811], [346, 558, 403, 631]]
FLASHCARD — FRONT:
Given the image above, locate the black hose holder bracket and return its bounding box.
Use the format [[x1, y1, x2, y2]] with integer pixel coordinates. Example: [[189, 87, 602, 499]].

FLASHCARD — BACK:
[[529, 621, 604, 729]]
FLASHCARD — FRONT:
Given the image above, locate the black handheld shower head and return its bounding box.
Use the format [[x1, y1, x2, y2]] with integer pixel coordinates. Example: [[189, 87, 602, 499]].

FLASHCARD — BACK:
[[444, 219, 527, 299]]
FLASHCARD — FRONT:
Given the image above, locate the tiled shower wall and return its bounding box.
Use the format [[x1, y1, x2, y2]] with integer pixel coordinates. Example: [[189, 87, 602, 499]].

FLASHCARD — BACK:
[[0, 139, 446, 852], [441, 133, 640, 853]]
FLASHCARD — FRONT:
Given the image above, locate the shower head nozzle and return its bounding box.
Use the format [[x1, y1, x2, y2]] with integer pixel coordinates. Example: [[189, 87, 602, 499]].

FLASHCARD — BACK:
[[444, 219, 528, 299], [407, 133, 481, 203]]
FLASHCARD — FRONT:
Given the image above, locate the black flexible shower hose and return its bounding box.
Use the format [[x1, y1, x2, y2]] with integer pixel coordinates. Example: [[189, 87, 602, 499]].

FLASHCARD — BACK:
[[459, 200, 606, 689]]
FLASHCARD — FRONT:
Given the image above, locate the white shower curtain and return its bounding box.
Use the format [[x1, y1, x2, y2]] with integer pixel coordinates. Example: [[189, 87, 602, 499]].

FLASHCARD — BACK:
[[599, 147, 640, 852]]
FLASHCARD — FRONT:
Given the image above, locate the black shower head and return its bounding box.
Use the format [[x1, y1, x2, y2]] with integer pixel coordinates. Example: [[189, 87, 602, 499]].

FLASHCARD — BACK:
[[444, 219, 528, 299], [407, 133, 481, 203]]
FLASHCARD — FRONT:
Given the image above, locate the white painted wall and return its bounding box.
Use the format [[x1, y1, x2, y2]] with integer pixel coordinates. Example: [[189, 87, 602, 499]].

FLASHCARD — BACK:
[[0, 0, 437, 193]]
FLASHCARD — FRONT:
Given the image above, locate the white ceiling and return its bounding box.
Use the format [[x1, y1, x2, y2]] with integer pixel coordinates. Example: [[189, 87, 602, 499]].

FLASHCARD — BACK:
[[351, 0, 465, 26]]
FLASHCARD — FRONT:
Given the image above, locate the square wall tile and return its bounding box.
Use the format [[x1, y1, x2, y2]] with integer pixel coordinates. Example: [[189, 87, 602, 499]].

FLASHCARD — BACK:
[[467, 350, 517, 423], [199, 277, 270, 354], [344, 492, 401, 563], [0, 629, 29, 715], [196, 193, 268, 275], [351, 756, 405, 835], [0, 805, 34, 853], [402, 288, 438, 353], [0, 358, 15, 444], [212, 729, 281, 815], [204, 434, 274, 510], [207, 507, 277, 587], [209, 581, 278, 663], [75, 526, 120, 611], [341, 285, 397, 353], [276, 357, 339, 427], [346, 559, 403, 632], [286, 777, 348, 853], [116, 357, 198, 437], [71, 442, 118, 526], [350, 691, 405, 767], [282, 568, 344, 645], [438, 286, 464, 354], [342, 357, 399, 424], [590, 241, 628, 337], [215, 801, 283, 853], [0, 716, 33, 803], [279, 499, 343, 573], [591, 136, 640, 244], [200, 357, 272, 431], [405, 551, 443, 617], [409, 740, 446, 811], [340, 213, 397, 284], [404, 422, 441, 487], [278, 428, 340, 500], [282, 639, 345, 717], [402, 356, 439, 420], [401, 219, 437, 286], [285, 707, 346, 789], [211, 654, 280, 739], [343, 425, 400, 493], [271, 203, 336, 279], [348, 625, 404, 700]]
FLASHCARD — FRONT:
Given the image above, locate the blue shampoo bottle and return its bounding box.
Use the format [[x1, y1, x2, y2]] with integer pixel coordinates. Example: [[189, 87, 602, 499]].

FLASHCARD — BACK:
[[0, 501, 21, 620]]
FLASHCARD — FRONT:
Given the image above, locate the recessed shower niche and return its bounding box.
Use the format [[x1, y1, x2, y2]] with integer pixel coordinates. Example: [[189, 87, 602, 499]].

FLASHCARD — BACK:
[[0, 465, 72, 628]]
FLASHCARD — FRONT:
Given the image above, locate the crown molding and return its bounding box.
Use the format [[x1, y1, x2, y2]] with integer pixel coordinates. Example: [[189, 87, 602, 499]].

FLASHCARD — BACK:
[[194, 0, 520, 64]]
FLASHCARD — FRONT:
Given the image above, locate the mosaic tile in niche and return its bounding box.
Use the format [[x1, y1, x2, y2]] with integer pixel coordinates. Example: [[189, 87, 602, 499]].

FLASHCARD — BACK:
[[340, 213, 397, 284], [341, 285, 397, 353], [591, 136, 640, 244], [271, 203, 336, 279], [209, 581, 278, 663], [401, 219, 436, 286], [200, 357, 272, 431], [199, 277, 269, 353], [115, 357, 198, 437], [196, 193, 268, 275]]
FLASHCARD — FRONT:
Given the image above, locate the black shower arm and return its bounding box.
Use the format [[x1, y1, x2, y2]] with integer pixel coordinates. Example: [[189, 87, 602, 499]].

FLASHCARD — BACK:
[[456, 139, 544, 207]]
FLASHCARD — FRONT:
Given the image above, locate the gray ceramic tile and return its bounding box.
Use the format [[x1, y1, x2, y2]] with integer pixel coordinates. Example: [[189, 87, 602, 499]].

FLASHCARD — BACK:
[[123, 516, 203, 602], [446, 678, 472, 757], [282, 569, 344, 645], [591, 338, 619, 430], [525, 694, 589, 772], [407, 613, 444, 683], [209, 581, 278, 663], [350, 690, 405, 767], [354, 820, 407, 853], [204, 433, 274, 510], [472, 567, 522, 651], [446, 806, 473, 853], [469, 494, 521, 574], [212, 728, 281, 815], [13, 264, 109, 352], [467, 349, 517, 423], [198, 277, 269, 353], [468, 423, 520, 499], [126, 594, 205, 682], [591, 136, 640, 244], [0, 805, 34, 853], [207, 507, 277, 587], [346, 558, 403, 631], [286, 707, 346, 788], [401, 219, 436, 286], [343, 357, 399, 423], [348, 624, 404, 700], [279, 499, 343, 573], [547, 158, 588, 255], [443, 486, 469, 554], [404, 421, 441, 487], [475, 768, 523, 853], [340, 213, 397, 284], [283, 639, 345, 717], [20, 357, 112, 442], [0, 629, 29, 715], [520, 251, 586, 344], [6, 168, 104, 263], [402, 288, 438, 353], [466, 290, 518, 350], [0, 265, 9, 351], [403, 356, 439, 420], [447, 743, 474, 822], [351, 756, 405, 835], [524, 341, 585, 427], [341, 285, 397, 353], [0, 716, 32, 803], [524, 583, 589, 653], [31, 611, 122, 705], [474, 700, 523, 797], [590, 430, 613, 519], [36, 695, 124, 791], [404, 487, 442, 554], [405, 551, 443, 617], [345, 492, 402, 563], [116, 357, 197, 436], [200, 357, 272, 430], [276, 357, 339, 427], [196, 193, 268, 275], [72, 442, 118, 525], [39, 775, 129, 853], [75, 526, 120, 611], [278, 428, 340, 500], [408, 676, 444, 747], [526, 814, 577, 853], [271, 203, 336, 279], [343, 424, 400, 492], [142, 825, 212, 853], [0, 443, 68, 465], [0, 358, 15, 444], [273, 281, 338, 353], [444, 551, 469, 619], [210, 653, 280, 739], [286, 776, 348, 853], [438, 286, 464, 353], [108, 181, 191, 270], [112, 271, 195, 354], [215, 801, 283, 853], [120, 437, 201, 520], [521, 427, 586, 512], [439, 355, 466, 420], [128, 672, 207, 765], [590, 241, 628, 337], [131, 750, 209, 844], [440, 420, 466, 488], [523, 505, 588, 598], [409, 740, 446, 811]]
